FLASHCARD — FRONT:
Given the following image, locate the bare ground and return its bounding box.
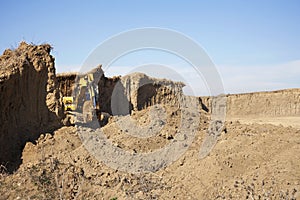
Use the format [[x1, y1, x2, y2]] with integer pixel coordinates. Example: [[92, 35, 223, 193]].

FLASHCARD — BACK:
[[0, 106, 299, 199], [228, 116, 300, 130]]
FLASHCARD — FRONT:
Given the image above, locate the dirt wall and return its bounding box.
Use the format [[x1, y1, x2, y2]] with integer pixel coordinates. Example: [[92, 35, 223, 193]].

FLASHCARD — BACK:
[[56, 73, 77, 97], [226, 89, 300, 117], [106, 72, 185, 115], [0, 42, 63, 172], [57, 70, 186, 116], [201, 89, 300, 118], [97, 74, 121, 114], [56, 68, 300, 120]]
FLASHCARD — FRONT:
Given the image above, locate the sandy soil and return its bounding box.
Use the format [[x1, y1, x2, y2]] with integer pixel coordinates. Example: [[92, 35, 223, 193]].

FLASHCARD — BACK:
[[0, 106, 299, 199], [228, 116, 300, 130]]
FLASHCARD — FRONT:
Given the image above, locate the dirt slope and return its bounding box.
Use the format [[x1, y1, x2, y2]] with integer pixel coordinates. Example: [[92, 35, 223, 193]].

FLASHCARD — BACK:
[[0, 108, 299, 199]]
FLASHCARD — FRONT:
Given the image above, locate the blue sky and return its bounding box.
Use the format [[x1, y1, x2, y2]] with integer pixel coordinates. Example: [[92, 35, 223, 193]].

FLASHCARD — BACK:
[[1, 1, 299, 95]]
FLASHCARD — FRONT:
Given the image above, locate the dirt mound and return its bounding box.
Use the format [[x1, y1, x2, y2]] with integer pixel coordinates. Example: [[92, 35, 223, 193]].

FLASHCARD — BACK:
[[0, 110, 298, 199], [0, 42, 63, 172]]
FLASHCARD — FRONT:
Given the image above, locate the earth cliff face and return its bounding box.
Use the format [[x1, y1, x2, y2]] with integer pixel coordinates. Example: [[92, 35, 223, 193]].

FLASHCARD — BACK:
[[56, 73, 77, 97], [226, 89, 300, 117], [0, 42, 63, 172], [201, 89, 300, 119], [108, 72, 185, 115], [57, 70, 186, 115]]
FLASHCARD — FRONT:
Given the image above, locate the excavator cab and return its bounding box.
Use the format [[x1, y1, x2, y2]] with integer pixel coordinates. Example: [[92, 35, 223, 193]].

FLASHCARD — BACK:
[[62, 96, 76, 111], [76, 69, 101, 123]]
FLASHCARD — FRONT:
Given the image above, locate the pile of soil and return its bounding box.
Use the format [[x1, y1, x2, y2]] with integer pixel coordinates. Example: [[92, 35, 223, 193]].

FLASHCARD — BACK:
[[0, 108, 299, 199]]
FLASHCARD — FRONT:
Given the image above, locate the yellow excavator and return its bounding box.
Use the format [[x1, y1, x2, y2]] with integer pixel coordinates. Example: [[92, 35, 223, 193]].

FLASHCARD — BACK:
[[62, 96, 76, 111], [62, 66, 103, 123]]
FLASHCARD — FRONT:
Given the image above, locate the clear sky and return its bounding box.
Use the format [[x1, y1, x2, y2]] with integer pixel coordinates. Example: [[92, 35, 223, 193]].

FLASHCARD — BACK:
[[1, 0, 299, 95]]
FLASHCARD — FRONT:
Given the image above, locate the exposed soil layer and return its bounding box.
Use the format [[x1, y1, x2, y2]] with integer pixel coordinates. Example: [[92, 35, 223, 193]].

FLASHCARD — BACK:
[[201, 89, 300, 119], [57, 70, 186, 116], [56, 73, 77, 97], [0, 42, 63, 172]]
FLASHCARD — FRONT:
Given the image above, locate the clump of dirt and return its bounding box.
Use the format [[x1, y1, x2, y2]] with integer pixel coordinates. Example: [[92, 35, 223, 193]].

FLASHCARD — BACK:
[[0, 42, 63, 172]]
